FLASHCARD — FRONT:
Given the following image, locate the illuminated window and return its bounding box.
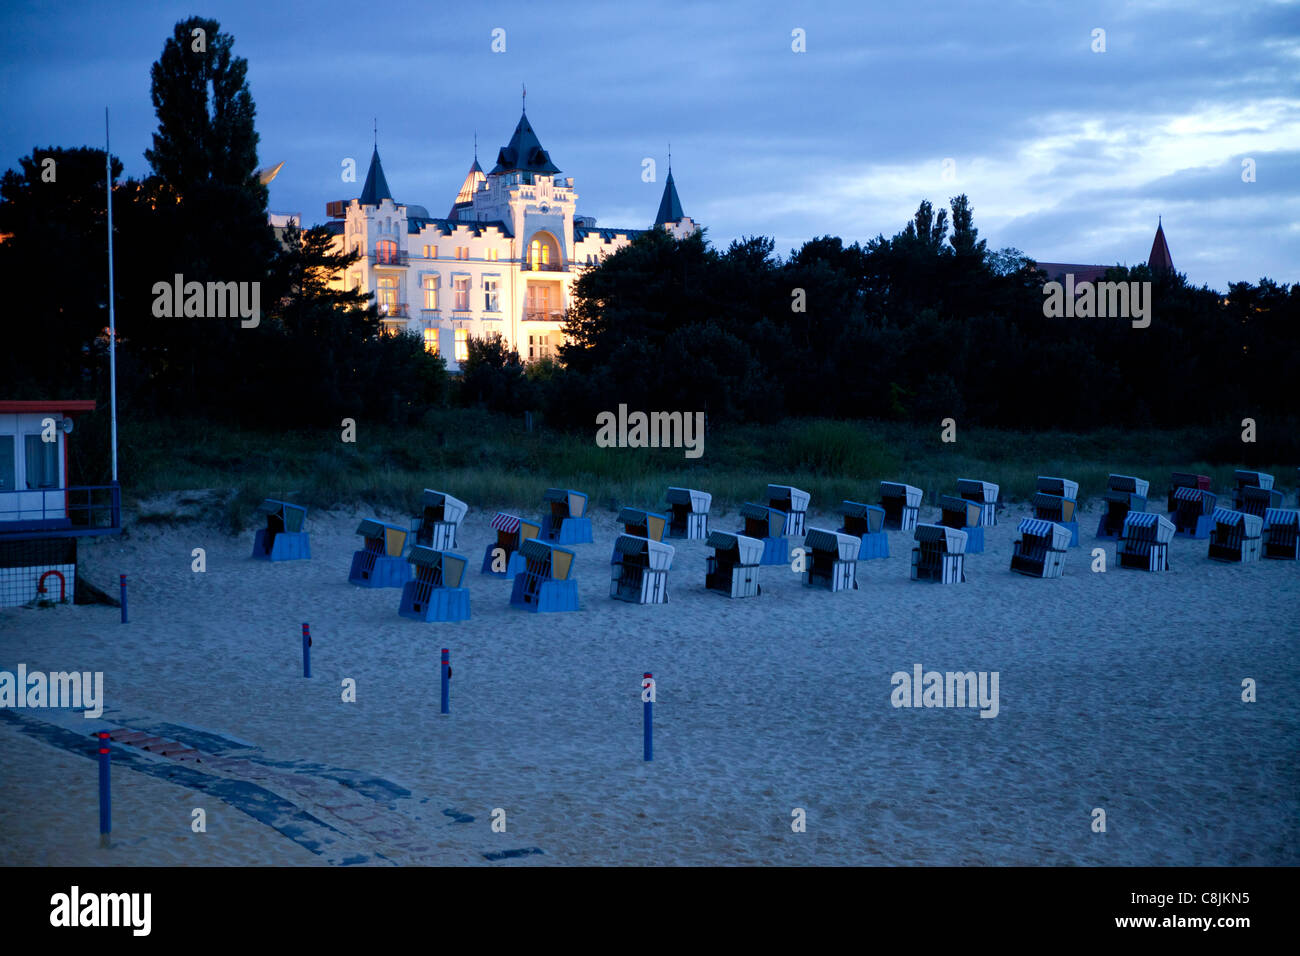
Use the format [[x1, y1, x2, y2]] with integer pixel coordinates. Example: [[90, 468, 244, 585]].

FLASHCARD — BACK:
[[455, 246, 470, 260], [528, 238, 550, 267], [484, 278, 499, 312], [423, 328, 439, 355], [485, 248, 499, 261], [453, 277, 470, 311], [423, 275, 439, 310], [378, 276, 399, 313], [376, 239, 399, 264], [455, 329, 469, 362]]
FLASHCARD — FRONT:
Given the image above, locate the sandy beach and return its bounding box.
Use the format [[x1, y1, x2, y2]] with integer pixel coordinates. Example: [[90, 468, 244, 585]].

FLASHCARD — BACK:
[[2, 498, 1297, 866]]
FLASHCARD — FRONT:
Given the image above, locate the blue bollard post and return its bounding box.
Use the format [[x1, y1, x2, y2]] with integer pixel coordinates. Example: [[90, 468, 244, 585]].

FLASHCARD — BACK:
[[302, 622, 312, 678], [440, 648, 450, 714], [119, 574, 128, 624], [97, 731, 111, 847], [643, 672, 653, 762]]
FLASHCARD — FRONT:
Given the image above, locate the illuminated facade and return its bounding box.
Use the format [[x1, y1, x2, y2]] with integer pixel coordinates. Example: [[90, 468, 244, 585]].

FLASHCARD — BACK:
[[325, 108, 697, 371]]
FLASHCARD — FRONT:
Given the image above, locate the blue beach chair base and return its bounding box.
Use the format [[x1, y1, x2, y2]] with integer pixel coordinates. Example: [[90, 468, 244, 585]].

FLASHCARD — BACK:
[[399, 584, 471, 622], [856, 532, 889, 560], [759, 536, 789, 566], [349, 552, 411, 588], [962, 526, 985, 554], [1174, 514, 1213, 539], [541, 516, 594, 545], [1061, 520, 1079, 547], [480, 545, 529, 579], [509, 576, 580, 613], [252, 530, 310, 562]]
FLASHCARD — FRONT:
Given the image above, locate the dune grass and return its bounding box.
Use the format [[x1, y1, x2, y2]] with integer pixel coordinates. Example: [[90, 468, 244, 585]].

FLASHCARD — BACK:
[[114, 410, 1293, 531]]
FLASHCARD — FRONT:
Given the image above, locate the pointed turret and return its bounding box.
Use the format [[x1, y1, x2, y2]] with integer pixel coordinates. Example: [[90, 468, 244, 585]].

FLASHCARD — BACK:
[[449, 158, 486, 218], [359, 147, 392, 207], [655, 168, 685, 226], [489, 112, 560, 177], [1148, 218, 1173, 274]]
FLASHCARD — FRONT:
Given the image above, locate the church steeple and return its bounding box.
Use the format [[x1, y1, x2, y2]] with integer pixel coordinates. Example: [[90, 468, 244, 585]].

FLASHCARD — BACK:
[[358, 146, 392, 207], [1148, 217, 1173, 274]]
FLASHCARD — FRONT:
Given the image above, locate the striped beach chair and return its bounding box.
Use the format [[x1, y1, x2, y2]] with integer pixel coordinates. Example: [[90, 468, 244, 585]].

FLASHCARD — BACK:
[[349, 518, 412, 587], [399, 547, 471, 621], [838, 500, 889, 560], [1117, 512, 1174, 571], [610, 535, 675, 604], [1207, 508, 1263, 563], [416, 489, 467, 550], [880, 482, 922, 532], [767, 485, 810, 537], [509, 538, 580, 612], [705, 531, 763, 598], [1170, 486, 1216, 539], [617, 507, 669, 543], [911, 524, 967, 583], [956, 478, 999, 527], [665, 487, 711, 540], [252, 499, 310, 561], [1263, 508, 1300, 560], [1098, 474, 1149, 539], [739, 502, 790, 565], [540, 488, 593, 545], [939, 495, 984, 553], [1167, 472, 1211, 512], [1010, 518, 1070, 578], [1033, 477, 1080, 546], [803, 527, 860, 591], [481, 511, 541, 577], [1233, 471, 1281, 520]]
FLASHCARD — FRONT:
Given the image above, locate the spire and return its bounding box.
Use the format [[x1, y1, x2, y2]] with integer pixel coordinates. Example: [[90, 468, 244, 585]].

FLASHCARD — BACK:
[[450, 154, 487, 217], [655, 166, 685, 226], [489, 110, 560, 176], [1148, 218, 1173, 274], [358, 146, 392, 207]]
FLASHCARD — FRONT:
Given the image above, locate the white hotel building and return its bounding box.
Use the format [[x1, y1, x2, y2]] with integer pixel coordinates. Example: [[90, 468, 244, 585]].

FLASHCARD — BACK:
[[325, 108, 698, 370]]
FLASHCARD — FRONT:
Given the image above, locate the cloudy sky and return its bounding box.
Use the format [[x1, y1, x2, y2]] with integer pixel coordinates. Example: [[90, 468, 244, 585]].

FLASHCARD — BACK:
[[3, 0, 1296, 290]]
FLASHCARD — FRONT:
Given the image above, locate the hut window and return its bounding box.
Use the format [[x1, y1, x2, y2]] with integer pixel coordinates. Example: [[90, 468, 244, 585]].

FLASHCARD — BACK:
[[24, 435, 58, 489], [0, 435, 14, 491]]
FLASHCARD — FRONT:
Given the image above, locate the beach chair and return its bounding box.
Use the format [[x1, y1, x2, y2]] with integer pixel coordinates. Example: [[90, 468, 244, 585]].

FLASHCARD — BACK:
[[880, 482, 922, 532], [481, 511, 541, 578], [1032, 477, 1080, 546], [1167, 472, 1211, 512], [802, 528, 859, 591], [1170, 486, 1216, 539], [705, 531, 763, 598], [1010, 518, 1070, 578], [349, 518, 412, 587], [617, 507, 669, 543], [1097, 474, 1149, 538], [665, 487, 711, 540], [1232, 471, 1281, 520], [509, 538, 580, 612], [739, 502, 790, 565], [252, 499, 310, 561], [938, 495, 984, 553], [398, 547, 471, 621], [610, 535, 675, 604], [1117, 512, 1174, 572], [911, 523, 968, 583], [838, 500, 889, 560], [1262, 508, 1300, 560], [767, 485, 810, 537], [956, 478, 999, 527], [1208, 508, 1262, 563], [539, 488, 593, 545], [416, 489, 467, 550]]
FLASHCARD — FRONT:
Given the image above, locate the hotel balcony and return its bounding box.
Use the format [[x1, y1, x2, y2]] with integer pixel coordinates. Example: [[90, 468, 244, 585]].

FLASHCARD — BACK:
[[521, 262, 565, 272], [370, 251, 410, 267], [523, 309, 567, 323], [378, 303, 409, 319]]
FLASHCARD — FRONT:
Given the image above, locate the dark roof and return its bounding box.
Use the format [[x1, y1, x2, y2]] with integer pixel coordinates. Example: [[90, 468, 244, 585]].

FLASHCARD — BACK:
[[1032, 262, 1114, 284], [574, 225, 644, 243], [322, 220, 345, 235], [654, 169, 685, 225], [489, 112, 561, 176], [408, 217, 513, 238], [359, 147, 392, 206], [1148, 221, 1173, 273]]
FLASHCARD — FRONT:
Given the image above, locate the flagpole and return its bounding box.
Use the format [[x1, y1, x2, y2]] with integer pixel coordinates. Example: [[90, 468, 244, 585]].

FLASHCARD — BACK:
[[105, 107, 118, 484]]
